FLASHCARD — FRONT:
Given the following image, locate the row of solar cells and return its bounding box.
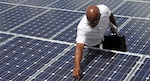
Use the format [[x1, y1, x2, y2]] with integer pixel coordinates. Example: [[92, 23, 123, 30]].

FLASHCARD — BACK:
[[0, 9, 149, 54], [0, 0, 150, 18], [0, 36, 150, 81]]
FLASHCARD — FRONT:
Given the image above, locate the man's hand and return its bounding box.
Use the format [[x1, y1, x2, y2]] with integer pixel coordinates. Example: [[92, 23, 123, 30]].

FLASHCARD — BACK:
[[72, 43, 84, 79], [72, 67, 81, 79]]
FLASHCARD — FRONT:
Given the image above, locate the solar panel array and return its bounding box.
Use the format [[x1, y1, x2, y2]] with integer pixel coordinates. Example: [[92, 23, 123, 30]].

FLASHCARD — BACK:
[[0, 0, 150, 81]]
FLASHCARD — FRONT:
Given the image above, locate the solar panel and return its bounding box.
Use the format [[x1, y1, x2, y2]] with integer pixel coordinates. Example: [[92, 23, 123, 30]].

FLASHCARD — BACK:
[[0, 33, 13, 43], [0, 0, 150, 81], [119, 19, 150, 54], [114, 1, 150, 18], [0, 37, 70, 81], [48, 0, 89, 10], [11, 10, 83, 38], [31, 48, 141, 81], [0, 6, 46, 31], [0, 0, 25, 3], [22, 0, 58, 7], [0, 3, 14, 12], [77, 0, 123, 11], [131, 58, 150, 81]]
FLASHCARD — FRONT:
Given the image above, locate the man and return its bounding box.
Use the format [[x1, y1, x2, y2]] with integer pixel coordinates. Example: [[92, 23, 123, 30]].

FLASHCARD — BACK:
[[72, 5, 118, 79]]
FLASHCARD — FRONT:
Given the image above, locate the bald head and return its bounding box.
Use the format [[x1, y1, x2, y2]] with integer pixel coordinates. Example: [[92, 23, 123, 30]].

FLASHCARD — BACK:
[[86, 6, 100, 22]]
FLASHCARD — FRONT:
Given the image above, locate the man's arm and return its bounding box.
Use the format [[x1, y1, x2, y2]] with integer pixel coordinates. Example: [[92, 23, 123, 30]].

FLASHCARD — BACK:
[[109, 13, 118, 34], [72, 43, 85, 79], [109, 13, 117, 26]]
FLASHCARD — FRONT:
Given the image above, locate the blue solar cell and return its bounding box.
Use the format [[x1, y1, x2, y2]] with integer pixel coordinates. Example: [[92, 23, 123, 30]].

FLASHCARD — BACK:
[[13, 75, 29, 81], [11, 10, 83, 38], [131, 58, 150, 81], [22, 0, 57, 7], [114, 1, 150, 17], [48, 0, 88, 10], [32, 47, 141, 81], [0, 6, 46, 31], [0, 36, 70, 80], [0, 3, 14, 12], [3, 73, 17, 80], [53, 21, 79, 42], [0, 0, 25, 3], [77, 0, 123, 11], [119, 19, 150, 54], [0, 33, 13, 43]]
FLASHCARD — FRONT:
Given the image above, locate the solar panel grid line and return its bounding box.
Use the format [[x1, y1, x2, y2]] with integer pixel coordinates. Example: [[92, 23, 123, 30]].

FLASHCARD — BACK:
[[45, 58, 74, 80], [147, 14, 150, 18], [136, 30, 150, 54], [105, 55, 137, 81], [0, 0, 28, 4], [44, 0, 61, 7], [126, 27, 146, 52], [118, 17, 132, 32], [114, 14, 132, 19], [0, 0, 27, 7], [78, 52, 141, 81], [0, 31, 73, 46], [0, 1, 54, 10], [0, 0, 149, 80], [21, 0, 59, 7], [125, 0, 150, 3], [82, 52, 108, 80], [97, 56, 134, 80], [123, 56, 146, 81], [1, 6, 48, 31], [86, 45, 144, 57], [131, 16, 150, 20], [51, 7, 85, 14], [3, 39, 67, 79], [1, 1, 84, 14], [114, 1, 150, 18], [0, 35, 16, 46], [8, 9, 50, 32], [126, 19, 150, 54], [111, 1, 126, 12], [75, 0, 93, 11], [131, 58, 150, 81], [83, 54, 117, 81], [25, 45, 74, 81], [49, 17, 82, 39], [0, 3, 17, 14]]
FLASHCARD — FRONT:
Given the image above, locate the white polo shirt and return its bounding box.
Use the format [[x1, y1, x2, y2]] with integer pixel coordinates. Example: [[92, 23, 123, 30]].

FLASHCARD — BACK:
[[76, 5, 111, 46]]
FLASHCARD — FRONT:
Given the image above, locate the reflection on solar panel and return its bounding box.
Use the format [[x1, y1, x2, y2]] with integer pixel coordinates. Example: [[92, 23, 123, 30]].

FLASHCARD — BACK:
[[0, 0, 150, 81]]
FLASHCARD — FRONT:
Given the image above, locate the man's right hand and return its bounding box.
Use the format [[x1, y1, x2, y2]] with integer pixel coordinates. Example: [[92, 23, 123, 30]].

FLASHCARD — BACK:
[[72, 67, 81, 79]]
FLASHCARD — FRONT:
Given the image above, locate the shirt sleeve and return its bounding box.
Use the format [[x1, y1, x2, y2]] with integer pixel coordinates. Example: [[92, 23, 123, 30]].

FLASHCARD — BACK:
[[76, 16, 87, 44], [97, 5, 111, 17]]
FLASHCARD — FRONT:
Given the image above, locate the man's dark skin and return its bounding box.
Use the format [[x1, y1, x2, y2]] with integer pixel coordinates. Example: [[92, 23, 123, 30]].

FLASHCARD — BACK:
[[72, 6, 117, 79]]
